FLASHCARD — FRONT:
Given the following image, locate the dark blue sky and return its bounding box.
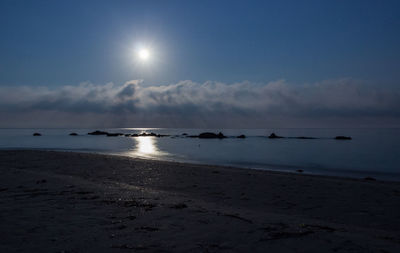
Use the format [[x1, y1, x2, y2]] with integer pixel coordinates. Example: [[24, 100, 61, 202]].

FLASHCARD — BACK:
[[1, 0, 399, 87]]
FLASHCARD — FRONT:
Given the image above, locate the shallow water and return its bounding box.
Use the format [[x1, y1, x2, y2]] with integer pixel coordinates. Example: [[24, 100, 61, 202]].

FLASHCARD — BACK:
[[1, 128, 399, 180]]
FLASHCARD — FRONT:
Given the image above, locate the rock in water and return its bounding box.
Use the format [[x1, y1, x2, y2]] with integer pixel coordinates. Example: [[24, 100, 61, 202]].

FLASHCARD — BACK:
[[33, 133, 42, 136], [106, 133, 120, 137], [88, 130, 108, 135], [237, 134, 246, 138], [69, 133, 78, 136], [268, 133, 283, 139], [198, 132, 226, 139], [335, 136, 352, 140]]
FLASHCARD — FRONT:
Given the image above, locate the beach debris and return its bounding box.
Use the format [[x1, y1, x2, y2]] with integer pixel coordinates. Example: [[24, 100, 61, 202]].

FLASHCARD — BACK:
[[88, 130, 108, 135], [111, 244, 147, 250], [125, 215, 136, 220], [33, 132, 42, 136], [219, 212, 253, 224], [237, 134, 246, 138], [260, 230, 314, 241], [69, 132, 78, 136], [299, 223, 336, 232], [136, 226, 159, 232], [335, 136, 352, 140], [268, 133, 283, 139], [36, 179, 47, 184], [170, 203, 188, 209]]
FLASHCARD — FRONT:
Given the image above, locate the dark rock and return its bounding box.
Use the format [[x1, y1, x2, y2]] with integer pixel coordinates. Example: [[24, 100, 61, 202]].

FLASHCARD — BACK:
[[88, 130, 108, 135], [268, 133, 283, 139], [296, 169, 304, 173], [170, 203, 188, 209], [182, 133, 188, 136], [156, 134, 170, 137], [131, 134, 139, 137], [138, 132, 157, 137], [69, 133, 78, 136], [217, 132, 226, 138], [33, 133, 41, 136], [335, 136, 352, 140], [124, 134, 131, 137], [295, 136, 316, 139], [198, 132, 226, 139], [106, 133, 122, 137], [364, 177, 376, 181], [237, 134, 246, 138]]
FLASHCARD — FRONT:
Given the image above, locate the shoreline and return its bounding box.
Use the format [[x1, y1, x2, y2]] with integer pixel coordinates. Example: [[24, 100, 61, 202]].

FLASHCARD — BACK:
[[2, 147, 399, 182], [1, 150, 399, 252]]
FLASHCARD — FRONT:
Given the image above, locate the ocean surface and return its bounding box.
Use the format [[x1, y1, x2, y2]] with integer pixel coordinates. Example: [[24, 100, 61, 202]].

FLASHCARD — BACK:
[[0, 128, 399, 181]]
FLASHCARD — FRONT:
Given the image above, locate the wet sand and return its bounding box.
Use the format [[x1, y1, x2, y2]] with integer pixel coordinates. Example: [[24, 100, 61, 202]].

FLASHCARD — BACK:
[[0, 150, 399, 252]]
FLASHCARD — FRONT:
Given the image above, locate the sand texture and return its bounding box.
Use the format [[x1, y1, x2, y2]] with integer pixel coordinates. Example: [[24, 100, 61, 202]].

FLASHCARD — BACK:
[[0, 150, 399, 252]]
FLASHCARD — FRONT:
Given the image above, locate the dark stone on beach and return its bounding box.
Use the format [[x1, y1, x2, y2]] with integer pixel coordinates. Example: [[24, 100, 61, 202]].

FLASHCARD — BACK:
[[237, 134, 246, 138], [124, 134, 131, 137], [335, 136, 352, 140], [182, 133, 188, 136], [88, 130, 108, 135], [198, 132, 226, 139], [296, 169, 304, 173], [131, 134, 139, 137], [170, 203, 188, 209], [268, 133, 283, 139], [33, 133, 41, 136], [69, 133, 78, 136], [364, 177, 376, 181]]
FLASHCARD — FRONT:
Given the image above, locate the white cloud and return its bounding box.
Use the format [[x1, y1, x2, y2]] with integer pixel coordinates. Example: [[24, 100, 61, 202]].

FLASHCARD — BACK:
[[0, 79, 399, 127]]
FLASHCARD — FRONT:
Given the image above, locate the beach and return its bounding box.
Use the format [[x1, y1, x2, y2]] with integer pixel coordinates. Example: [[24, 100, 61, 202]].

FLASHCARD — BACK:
[[0, 150, 399, 252]]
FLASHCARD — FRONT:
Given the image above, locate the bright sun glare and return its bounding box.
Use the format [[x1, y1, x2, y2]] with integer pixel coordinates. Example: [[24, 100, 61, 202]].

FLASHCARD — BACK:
[[138, 49, 150, 60]]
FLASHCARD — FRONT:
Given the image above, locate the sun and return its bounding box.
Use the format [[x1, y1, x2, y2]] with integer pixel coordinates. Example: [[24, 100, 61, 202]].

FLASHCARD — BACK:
[[138, 49, 150, 60]]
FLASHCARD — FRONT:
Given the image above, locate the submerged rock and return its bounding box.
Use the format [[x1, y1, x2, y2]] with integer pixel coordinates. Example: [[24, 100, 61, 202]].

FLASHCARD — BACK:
[[33, 133, 42, 136], [88, 130, 108, 135], [237, 134, 246, 139], [268, 133, 283, 139], [335, 136, 352, 140], [69, 133, 78, 136]]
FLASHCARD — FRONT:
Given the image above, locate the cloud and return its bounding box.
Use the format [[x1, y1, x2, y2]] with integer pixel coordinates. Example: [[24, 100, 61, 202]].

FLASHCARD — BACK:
[[0, 78, 399, 127]]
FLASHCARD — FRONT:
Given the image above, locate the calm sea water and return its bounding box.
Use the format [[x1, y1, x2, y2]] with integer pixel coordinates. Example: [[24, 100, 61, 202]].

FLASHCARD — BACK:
[[0, 128, 399, 180]]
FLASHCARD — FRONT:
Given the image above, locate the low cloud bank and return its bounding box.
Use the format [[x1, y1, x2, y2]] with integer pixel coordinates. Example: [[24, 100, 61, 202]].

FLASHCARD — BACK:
[[0, 79, 399, 127]]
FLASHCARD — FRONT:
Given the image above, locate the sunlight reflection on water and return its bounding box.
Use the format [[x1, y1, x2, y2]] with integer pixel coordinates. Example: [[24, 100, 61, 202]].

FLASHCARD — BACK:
[[131, 136, 166, 158]]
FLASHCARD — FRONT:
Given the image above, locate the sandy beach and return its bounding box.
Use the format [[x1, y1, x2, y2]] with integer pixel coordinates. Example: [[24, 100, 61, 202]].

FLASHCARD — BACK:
[[0, 150, 399, 252]]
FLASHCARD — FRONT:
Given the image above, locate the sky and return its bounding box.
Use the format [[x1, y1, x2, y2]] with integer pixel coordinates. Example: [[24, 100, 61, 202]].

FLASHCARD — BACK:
[[0, 0, 399, 128]]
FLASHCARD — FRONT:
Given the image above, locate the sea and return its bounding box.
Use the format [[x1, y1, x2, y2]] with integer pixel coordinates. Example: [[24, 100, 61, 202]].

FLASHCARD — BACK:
[[0, 128, 399, 181]]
